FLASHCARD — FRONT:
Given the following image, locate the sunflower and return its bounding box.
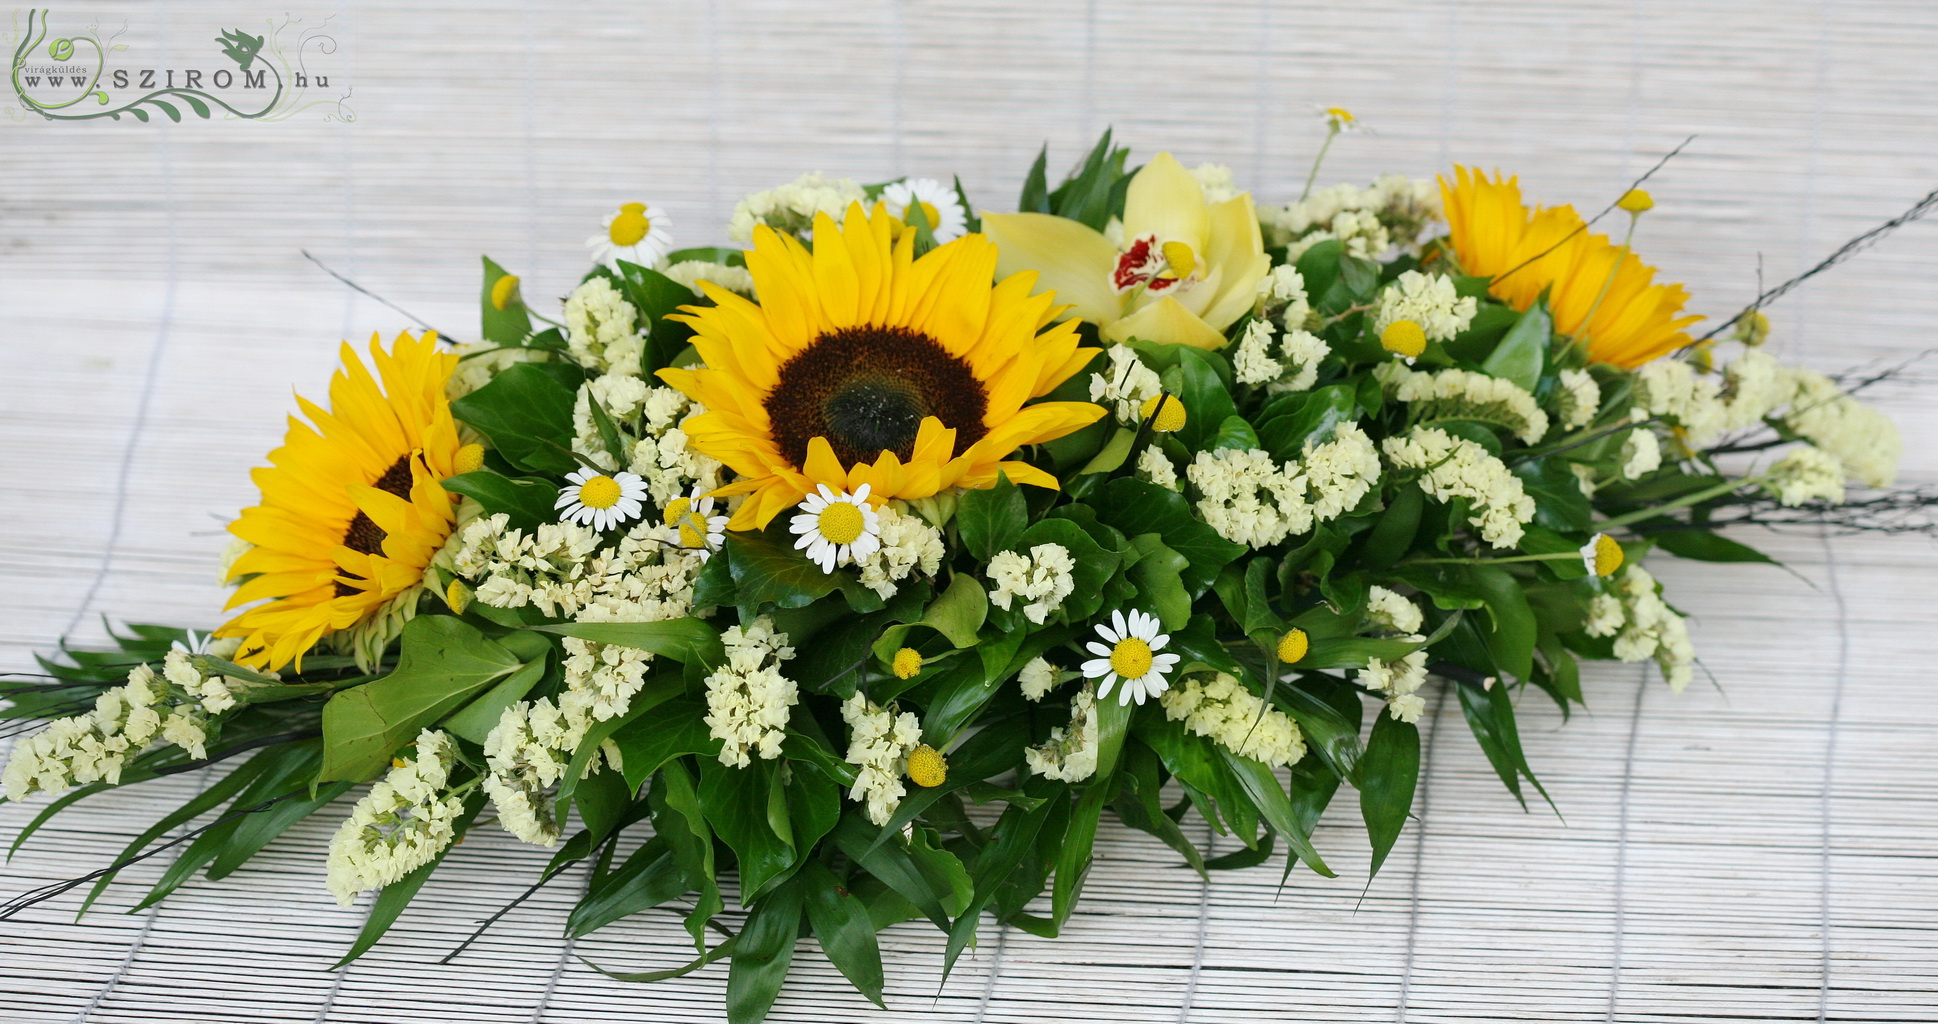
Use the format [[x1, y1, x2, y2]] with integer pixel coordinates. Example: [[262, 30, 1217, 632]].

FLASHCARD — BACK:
[[659, 203, 1106, 529], [1439, 166, 1702, 368], [217, 331, 463, 671]]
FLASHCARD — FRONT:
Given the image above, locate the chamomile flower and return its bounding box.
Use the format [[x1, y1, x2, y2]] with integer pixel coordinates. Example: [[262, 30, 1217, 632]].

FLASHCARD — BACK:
[[661, 486, 727, 561], [556, 468, 647, 532], [1081, 609, 1181, 706], [586, 202, 674, 270], [789, 484, 882, 573], [881, 178, 969, 243], [1581, 532, 1624, 578]]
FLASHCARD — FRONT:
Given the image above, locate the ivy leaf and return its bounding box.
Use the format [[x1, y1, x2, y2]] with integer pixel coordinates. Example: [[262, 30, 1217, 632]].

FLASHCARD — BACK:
[[1480, 300, 1550, 392], [1094, 478, 1244, 597], [1126, 533, 1191, 631], [955, 472, 1027, 562], [727, 530, 841, 610], [450, 362, 580, 475], [699, 759, 799, 902], [1169, 348, 1238, 451], [916, 573, 988, 648], [441, 471, 560, 531]]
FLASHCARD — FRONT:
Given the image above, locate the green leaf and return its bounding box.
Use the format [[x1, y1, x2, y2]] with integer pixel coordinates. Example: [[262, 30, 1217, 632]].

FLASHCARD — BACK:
[[613, 700, 722, 790], [1514, 458, 1594, 534], [449, 362, 580, 475], [1078, 427, 1139, 475], [1113, 742, 1206, 876], [138, 740, 330, 908], [801, 861, 886, 1007], [480, 256, 532, 345], [611, 260, 697, 325], [651, 761, 723, 948], [728, 530, 841, 610], [832, 815, 957, 932], [1358, 713, 1419, 878], [1273, 682, 1364, 778], [1094, 478, 1244, 597], [942, 794, 1063, 984], [1294, 239, 1346, 311], [1456, 680, 1553, 811], [441, 653, 548, 744], [585, 937, 738, 983], [1480, 300, 1549, 392], [1170, 348, 1239, 450], [320, 617, 529, 782], [208, 779, 353, 879], [912, 572, 986, 648], [1048, 129, 1126, 231], [700, 760, 799, 901], [1362, 484, 1423, 569], [1256, 384, 1357, 462], [440, 471, 561, 531], [1051, 784, 1108, 931], [1466, 565, 1537, 680], [1218, 750, 1334, 878], [1209, 415, 1261, 452], [533, 618, 726, 666], [1126, 533, 1191, 631], [74, 750, 275, 912], [567, 837, 686, 938], [956, 472, 1027, 562], [1651, 528, 1779, 565], [1018, 144, 1051, 214], [727, 878, 806, 1024]]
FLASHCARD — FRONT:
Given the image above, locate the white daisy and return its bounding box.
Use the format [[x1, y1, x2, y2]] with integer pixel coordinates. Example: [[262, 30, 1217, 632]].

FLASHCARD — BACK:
[[1580, 532, 1624, 578], [1081, 609, 1182, 706], [662, 486, 728, 562], [586, 202, 674, 270], [170, 629, 213, 655], [789, 484, 882, 573], [881, 178, 969, 244], [556, 468, 647, 531]]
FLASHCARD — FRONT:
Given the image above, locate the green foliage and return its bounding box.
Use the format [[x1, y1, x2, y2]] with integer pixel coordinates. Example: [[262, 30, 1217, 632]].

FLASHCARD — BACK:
[[449, 361, 582, 475]]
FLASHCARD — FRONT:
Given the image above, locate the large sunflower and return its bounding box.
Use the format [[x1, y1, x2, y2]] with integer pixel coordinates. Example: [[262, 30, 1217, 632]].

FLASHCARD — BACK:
[[217, 331, 463, 671], [1440, 166, 1702, 368], [659, 203, 1106, 529]]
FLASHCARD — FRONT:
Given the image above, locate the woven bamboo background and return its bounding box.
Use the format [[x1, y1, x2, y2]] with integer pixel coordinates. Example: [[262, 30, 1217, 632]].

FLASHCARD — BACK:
[[3, 1, 1937, 1020]]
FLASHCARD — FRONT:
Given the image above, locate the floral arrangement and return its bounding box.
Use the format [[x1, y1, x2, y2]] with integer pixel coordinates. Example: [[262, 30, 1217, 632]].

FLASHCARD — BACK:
[[2, 122, 1921, 1022]]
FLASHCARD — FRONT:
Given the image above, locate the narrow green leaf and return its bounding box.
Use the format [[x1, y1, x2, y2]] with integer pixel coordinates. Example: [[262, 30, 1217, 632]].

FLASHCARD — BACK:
[[801, 861, 886, 1007], [533, 618, 726, 666], [727, 880, 806, 1024], [1480, 300, 1550, 392], [1358, 713, 1420, 878]]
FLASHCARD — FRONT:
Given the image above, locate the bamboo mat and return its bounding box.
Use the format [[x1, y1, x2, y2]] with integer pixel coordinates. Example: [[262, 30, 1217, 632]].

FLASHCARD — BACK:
[[3, 1, 1937, 1020]]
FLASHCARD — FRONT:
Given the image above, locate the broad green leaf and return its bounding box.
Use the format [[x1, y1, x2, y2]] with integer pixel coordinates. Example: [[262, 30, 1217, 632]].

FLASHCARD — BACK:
[[1358, 712, 1419, 878], [1078, 427, 1138, 475], [441, 653, 548, 744], [727, 530, 841, 610], [955, 472, 1027, 562], [1209, 415, 1261, 452], [1170, 348, 1238, 450], [1126, 533, 1191, 631], [614, 700, 723, 790], [1052, 785, 1109, 931], [1466, 565, 1537, 680], [449, 362, 580, 475], [1256, 384, 1357, 462], [918, 573, 988, 648], [480, 256, 531, 345], [320, 617, 527, 782], [440, 471, 560, 531], [1514, 458, 1594, 534], [1362, 484, 1423, 568], [801, 861, 886, 1007], [1480, 300, 1549, 392], [1095, 478, 1244, 596], [699, 759, 799, 902]]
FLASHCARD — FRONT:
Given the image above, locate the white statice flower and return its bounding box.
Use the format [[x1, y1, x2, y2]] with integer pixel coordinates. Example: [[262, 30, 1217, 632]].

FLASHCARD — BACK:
[[1781, 367, 1901, 488], [1571, 462, 1601, 499], [161, 648, 240, 715], [1619, 427, 1662, 480], [587, 202, 674, 270], [1, 659, 226, 802], [660, 260, 756, 298], [1375, 362, 1550, 444], [452, 513, 702, 622], [1764, 445, 1846, 506], [1273, 328, 1329, 394], [572, 373, 654, 463], [1719, 349, 1788, 430], [626, 389, 725, 507], [1232, 318, 1284, 386], [1555, 368, 1601, 431], [1634, 358, 1727, 449], [1382, 427, 1536, 548], [1018, 657, 1061, 701], [703, 617, 799, 768], [1080, 609, 1181, 706], [1284, 208, 1392, 262], [1262, 176, 1438, 255], [1371, 270, 1477, 343], [1586, 565, 1695, 690], [1300, 422, 1382, 521], [1190, 163, 1241, 203], [563, 276, 647, 376], [1189, 447, 1311, 548], [556, 468, 648, 533], [562, 637, 654, 722], [986, 543, 1077, 625], [852, 503, 945, 599], [728, 172, 868, 244], [1137, 445, 1180, 490], [839, 692, 924, 826], [1089, 344, 1163, 426], [1025, 685, 1100, 782], [1160, 672, 1306, 767], [326, 729, 463, 905], [881, 178, 969, 243], [790, 484, 883, 573], [1256, 264, 1313, 332], [1359, 646, 1430, 723], [1364, 585, 1424, 635]]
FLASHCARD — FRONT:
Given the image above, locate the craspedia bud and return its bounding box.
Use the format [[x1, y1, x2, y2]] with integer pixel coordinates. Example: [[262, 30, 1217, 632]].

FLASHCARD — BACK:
[[1380, 319, 1427, 360], [490, 274, 521, 312], [1733, 309, 1771, 347], [1276, 627, 1309, 664], [1140, 393, 1187, 433], [445, 579, 472, 614], [906, 744, 947, 788], [1616, 188, 1654, 215], [892, 647, 923, 680], [454, 442, 486, 475]]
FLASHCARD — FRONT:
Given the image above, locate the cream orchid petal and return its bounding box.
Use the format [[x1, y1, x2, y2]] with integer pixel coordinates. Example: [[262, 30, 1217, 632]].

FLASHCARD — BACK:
[[1102, 295, 1229, 350], [1123, 152, 1209, 251], [1198, 194, 1273, 333], [981, 212, 1123, 325]]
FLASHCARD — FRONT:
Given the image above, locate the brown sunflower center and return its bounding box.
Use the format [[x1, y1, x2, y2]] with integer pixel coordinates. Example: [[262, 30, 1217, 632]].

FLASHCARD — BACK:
[[334, 455, 416, 598], [764, 325, 988, 469]]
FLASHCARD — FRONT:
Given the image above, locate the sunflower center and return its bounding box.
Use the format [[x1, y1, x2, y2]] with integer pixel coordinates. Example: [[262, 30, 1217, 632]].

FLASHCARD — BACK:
[[816, 502, 865, 545], [609, 203, 650, 246], [1109, 637, 1153, 679], [765, 325, 989, 469], [577, 475, 623, 509], [335, 455, 416, 597]]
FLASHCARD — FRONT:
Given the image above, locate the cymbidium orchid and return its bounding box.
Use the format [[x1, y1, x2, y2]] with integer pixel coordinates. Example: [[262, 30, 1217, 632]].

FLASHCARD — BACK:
[[983, 152, 1271, 350]]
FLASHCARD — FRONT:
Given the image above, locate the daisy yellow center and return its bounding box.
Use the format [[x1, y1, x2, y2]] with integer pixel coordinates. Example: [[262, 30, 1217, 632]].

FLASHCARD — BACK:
[[1592, 534, 1624, 576], [816, 501, 866, 545], [662, 496, 692, 525], [766, 325, 989, 468], [906, 744, 947, 788], [609, 203, 650, 247], [1110, 637, 1153, 679], [1140, 394, 1187, 432], [912, 200, 941, 229], [577, 475, 623, 510], [662, 496, 711, 547], [1327, 106, 1354, 122], [892, 647, 923, 680], [1381, 319, 1427, 359]]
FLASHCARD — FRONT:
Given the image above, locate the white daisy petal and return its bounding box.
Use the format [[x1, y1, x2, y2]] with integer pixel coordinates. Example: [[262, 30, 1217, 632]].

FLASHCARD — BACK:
[[1085, 642, 1113, 658]]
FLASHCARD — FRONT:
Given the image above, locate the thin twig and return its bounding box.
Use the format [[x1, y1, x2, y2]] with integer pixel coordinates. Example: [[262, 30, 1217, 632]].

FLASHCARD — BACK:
[[1493, 136, 1696, 285], [300, 249, 465, 345]]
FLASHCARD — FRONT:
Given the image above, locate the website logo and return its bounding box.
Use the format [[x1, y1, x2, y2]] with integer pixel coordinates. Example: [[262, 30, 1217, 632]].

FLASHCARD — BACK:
[[6, 7, 353, 123]]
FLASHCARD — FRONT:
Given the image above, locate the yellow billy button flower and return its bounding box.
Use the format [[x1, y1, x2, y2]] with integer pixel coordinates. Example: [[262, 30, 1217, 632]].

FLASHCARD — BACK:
[[1734, 309, 1771, 347], [1581, 532, 1625, 577], [489, 274, 521, 312], [1381, 319, 1427, 360], [907, 744, 947, 788], [892, 647, 924, 680], [1276, 627, 1310, 664], [445, 579, 472, 614], [453, 443, 486, 475], [1140, 393, 1187, 433], [1616, 189, 1654, 215]]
